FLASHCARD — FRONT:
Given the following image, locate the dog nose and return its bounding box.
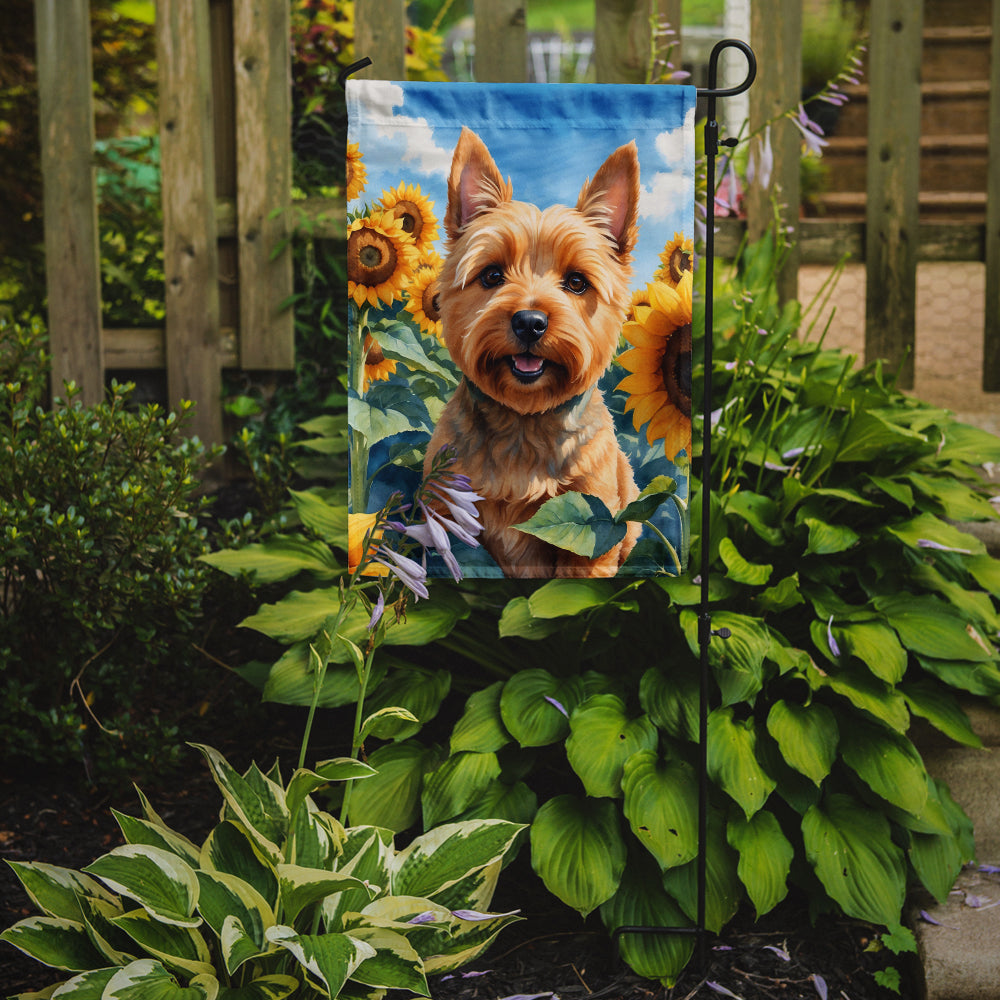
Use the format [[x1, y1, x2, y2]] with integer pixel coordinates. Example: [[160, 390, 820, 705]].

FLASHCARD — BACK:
[[511, 310, 548, 346]]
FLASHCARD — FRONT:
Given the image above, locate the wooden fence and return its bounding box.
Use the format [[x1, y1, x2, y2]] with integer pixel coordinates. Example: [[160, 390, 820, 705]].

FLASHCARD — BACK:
[[33, 0, 1000, 446]]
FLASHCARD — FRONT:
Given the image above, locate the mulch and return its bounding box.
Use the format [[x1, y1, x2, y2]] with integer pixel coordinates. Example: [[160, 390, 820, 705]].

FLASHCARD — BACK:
[[0, 741, 913, 1000]]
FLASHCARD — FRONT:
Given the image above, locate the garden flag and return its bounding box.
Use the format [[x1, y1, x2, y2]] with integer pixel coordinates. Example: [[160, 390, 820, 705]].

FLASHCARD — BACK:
[[346, 80, 696, 579]]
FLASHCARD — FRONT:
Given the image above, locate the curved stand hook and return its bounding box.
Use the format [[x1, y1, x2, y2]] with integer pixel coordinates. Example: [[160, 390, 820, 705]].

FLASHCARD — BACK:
[[698, 38, 757, 100], [338, 57, 373, 90]]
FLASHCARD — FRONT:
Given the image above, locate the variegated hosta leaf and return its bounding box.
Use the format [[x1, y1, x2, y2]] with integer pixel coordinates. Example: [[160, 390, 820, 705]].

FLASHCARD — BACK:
[[391, 820, 525, 901], [46, 966, 118, 997], [102, 958, 218, 999], [112, 810, 202, 868], [214, 974, 300, 999], [765, 700, 838, 786], [566, 695, 658, 799], [599, 854, 694, 987], [706, 707, 776, 818], [83, 846, 200, 928], [285, 760, 375, 824], [276, 864, 375, 925], [420, 751, 501, 829], [200, 822, 278, 910], [345, 926, 429, 995], [450, 681, 511, 754], [77, 894, 136, 966], [191, 745, 287, 863], [726, 810, 793, 917], [4, 861, 118, 922], [323, 829, 393, 931], [195, 871, 274, 974], [0, 916, 107, 972], [423, 859, 501, 916], [421, 907, 522, 975], [265, 925, 375, 998], [802, 793, 906, 926], [529, 795, 626, 917], [287, 801, 343, 870], [110, 908, 214, 978], [621, 751, 699, 871]]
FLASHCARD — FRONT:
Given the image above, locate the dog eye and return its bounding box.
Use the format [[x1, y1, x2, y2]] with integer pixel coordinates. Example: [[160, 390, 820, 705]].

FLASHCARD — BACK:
[[563, 272, 590, 295], [478, 265, 505, 289]]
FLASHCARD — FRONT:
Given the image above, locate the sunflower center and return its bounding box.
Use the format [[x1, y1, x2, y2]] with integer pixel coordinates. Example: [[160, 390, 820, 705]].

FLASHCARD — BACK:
[[423, 280, 441, 321], [366, 340, 385, 366], [667, 246, 692, 285], [391, 200, 423, 241], [661, 322, 692, 417], [349, 228, 398, 288]]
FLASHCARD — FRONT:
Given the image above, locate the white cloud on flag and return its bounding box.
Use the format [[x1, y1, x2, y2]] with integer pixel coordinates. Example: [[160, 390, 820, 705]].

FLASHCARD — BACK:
[[640, 105, 697, 222]]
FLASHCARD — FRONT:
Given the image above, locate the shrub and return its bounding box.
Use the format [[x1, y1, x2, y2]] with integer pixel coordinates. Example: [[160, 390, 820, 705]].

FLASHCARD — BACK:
[[0, 317, 220, 783]]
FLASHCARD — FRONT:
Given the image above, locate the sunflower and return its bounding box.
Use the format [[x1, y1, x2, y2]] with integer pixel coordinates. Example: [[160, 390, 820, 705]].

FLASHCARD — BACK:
[[403, 252, 444, 340], [656, 232, 694, 288], [347, 511, 389, 576], [378, 183, 439, 255], [616, 270, 693, 461], [346, 143, 367, 201], [347, 211, 419, 308], [362, 332, 397, 391]]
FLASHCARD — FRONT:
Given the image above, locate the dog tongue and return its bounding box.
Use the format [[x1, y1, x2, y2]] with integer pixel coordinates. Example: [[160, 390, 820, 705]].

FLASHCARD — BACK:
[[513, 353, 544, 375]]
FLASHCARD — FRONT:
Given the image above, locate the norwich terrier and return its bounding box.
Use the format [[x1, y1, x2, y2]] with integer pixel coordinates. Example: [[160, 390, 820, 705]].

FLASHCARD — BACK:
[[424, 127, 641, 578]]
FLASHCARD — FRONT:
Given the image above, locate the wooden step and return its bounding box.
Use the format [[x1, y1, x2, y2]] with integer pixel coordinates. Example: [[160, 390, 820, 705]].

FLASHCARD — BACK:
[[813, 190, 987, 222], [922, 25, 993, 83]]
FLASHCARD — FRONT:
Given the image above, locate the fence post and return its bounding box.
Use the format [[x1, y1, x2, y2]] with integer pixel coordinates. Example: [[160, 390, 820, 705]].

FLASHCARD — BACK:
[[34, 0, 104, 405], [157, 0, 223, 445], [594, 0, 655, 84], [474, 0, 527, 82], [746, 0, 801, 305], [233, 0, 294, 369], [983, 0, 1000, 391], [354, 0, 407, 80], [864, 0, 923, 389]]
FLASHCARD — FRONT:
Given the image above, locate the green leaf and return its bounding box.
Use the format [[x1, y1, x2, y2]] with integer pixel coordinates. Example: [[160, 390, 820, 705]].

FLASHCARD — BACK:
[[4, 862, 118, 923], [565, 695, 658, 798], [835, 410, 927, 463], [765, 700, 838, 786], [621, 751, 699, 870], [33, 967, 117, 999], [680, 610, 770, 706], [362, 667, 451, 740], [110, 909, 214, 978], [513, 492, 626, 558], [199, 822, 278, 910], [112, 812, 201, 869], [277, 865, 373, 925], [718, 537, 772, 586], [614, 476, 678, 524], [834, 620, 908, 684], [886, 512, 985, 557], [724, 490, 784, 545], [265, 925, 375, 997], [421, 751, 502, 828], [901, 680, 982, 748], [450, 682, 511, 754], [83, 846, 200, 928], [346, 740, 441, 832], [874, 594, 995, 662], [802, 793, 906, 926], [195, 871, 273, 974], [916, 655, 1000, 697], [707, 708, 776, 819], [526, 578, 617, 618], [839, 718, 929, 816], [0, 916, 107, 972], [103, 959, 217, 999], [803, 517, 859, 555], [348, 385, 432, 445], [727, 811, 793, 918], [530, 795, 626, 917], [599, 853, 694, 987], [288, 490, 346, 545], [755, 573, 805, 614], [639, 664, 699, 743], [370, 319, 455, 380], [497, 596, 564, 639], [345, 925, 429, 994], [810, 661, 910, 732], [216, 975, 299, 1000], [200, 536, 338, 584], [285, 759, 376, 822], [499, 670, 584, 747]]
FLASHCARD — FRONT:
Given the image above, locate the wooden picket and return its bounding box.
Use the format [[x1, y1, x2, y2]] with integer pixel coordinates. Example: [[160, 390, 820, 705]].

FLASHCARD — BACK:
[[30, 0, 1000, 449]]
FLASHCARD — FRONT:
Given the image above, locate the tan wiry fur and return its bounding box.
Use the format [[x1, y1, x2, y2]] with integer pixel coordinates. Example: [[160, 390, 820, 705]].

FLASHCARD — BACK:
[[425, 128, 641, 578]]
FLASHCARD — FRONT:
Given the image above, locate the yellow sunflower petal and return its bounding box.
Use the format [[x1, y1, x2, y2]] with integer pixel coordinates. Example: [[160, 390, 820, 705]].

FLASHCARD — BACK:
[[618, 347, 662, 375], [617, 371, 665, 394]]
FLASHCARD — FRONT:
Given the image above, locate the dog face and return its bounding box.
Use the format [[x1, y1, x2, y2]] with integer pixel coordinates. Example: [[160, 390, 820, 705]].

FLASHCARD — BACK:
[[437, 128, 640, 415]]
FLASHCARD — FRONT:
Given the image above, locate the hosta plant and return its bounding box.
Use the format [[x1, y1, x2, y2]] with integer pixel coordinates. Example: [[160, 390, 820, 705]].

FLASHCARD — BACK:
[[1, 744, 523, 999]]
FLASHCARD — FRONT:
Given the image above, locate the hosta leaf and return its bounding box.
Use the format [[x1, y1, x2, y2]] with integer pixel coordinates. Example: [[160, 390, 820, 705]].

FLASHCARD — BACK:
[[909, 817, 966, 906], [322, 829, 394, 930], [5, 862, 118, 923], [347, 740, 442, 832], [513, 491, 627, 558], [285, 759, 376, 822], [110, 909, 214, 978], [260, 644, 382, 708], [756, 573, 805, 614], [916, 655, 1000, 697], [497, 596, 564, 639], [838, 718, 929, 816], [765, 700, 838, 786], [83, 846, 200, 928], [727, 811, 793, 917], [199, 536, 338, 584], [529, 795, 626, 917], [103, 959, 217, 1000], [112, 812, 201, 868], [967, 553, 1000, 597], [421, 751, 502, 828], [639, 665, 699, 743], [901, 680, 982, 748], [0, 916, 107, 971], [265, 925, 375, 997], [199, 822, 278, 910], [566, 695, 658, 798], [834, 410, 926, 463], [906, 472, 998, 521], [621, 751, 699, 870], [359, 706, 421, 742], [344, 926, 429, 994], [707, 708, 776, 818], [215, 975, 299, 1000], [499, 670, 585, 747], [195, 871, 273, 973], [276, 865, 374, 925], [680, 610, 770, 706], [660, 810, 741, 933], [877, 593, 995, 662], [809, 661, 910, 732], [886, 511, 985, 557], [718, 536, 772, 585], [802, 793, 906, 926], [362, 667, 451, 740], [453, 779, 538, 827], [450, 682, 511, 754], [422, 906, 522, 974], [834, 621, 907, 684], [288, 489, 347, 545], [526, 579, 617, 618], [46, 967, 117, 998], [393, 820, 524, 901], [803, 517, 859, 556], [599, 853, 694, 987], [76, 895, 136, 966]]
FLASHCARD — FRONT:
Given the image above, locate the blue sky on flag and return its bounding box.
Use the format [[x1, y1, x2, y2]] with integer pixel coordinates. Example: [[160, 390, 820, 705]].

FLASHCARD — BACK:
[[347, 80, 696, 286]]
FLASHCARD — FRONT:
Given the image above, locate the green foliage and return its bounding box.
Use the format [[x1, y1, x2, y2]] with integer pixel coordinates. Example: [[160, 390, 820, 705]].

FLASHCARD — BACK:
[[1, 744, 524, 998], [0, 317, 221, 783]]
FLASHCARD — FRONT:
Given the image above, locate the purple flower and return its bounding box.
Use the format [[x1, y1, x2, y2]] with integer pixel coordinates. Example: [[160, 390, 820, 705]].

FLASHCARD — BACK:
[[917, 538, 972, 555], [827, 616, 841, 658], [451, 908, 520, 921], [747, 125, 773, 191], [373, 546, 429, 600], [407, 911, 438, 925], [544, 695, 569, 718], [791, 104, 829, 156], [367, 590, 385, 631], [706, 983, 742, 999], [763, 944, 790, 961], [812, 974, 828, 1000], [423, 480, 484, 543]]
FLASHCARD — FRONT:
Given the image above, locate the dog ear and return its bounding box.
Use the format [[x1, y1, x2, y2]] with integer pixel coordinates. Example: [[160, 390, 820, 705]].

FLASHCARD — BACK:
[[445, 128, 513, 239], [576, 141, 640, 258]]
